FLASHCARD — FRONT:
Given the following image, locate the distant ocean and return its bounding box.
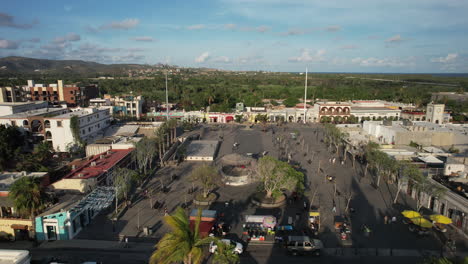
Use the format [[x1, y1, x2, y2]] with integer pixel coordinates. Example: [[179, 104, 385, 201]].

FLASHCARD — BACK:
[[290, 72, 468, 77]]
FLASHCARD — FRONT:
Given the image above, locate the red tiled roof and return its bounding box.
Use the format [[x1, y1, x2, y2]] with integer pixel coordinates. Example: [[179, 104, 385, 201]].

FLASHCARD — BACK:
[[403, 111, 425, 115], [64, 149, 134, 179]]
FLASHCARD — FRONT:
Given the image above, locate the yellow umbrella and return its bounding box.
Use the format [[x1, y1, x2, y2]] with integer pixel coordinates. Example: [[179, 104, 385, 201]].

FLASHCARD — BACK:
[[401, 210, 421, 219], [410, 217, 433, 228], [429, 214, 452, 224]]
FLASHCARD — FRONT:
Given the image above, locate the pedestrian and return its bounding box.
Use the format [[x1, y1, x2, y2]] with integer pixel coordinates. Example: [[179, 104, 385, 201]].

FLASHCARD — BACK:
[[391, 216, 397, 223], [332, 158, 336, 164], [384, 215, 388, 225], [303, 201, 308, 211], [332, 199, 337, 213], [164, 207, 168, 216], [124, 237, 129, 248]]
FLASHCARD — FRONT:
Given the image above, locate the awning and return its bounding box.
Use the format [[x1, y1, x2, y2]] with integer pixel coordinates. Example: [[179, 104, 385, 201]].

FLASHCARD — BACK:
[[418, 156, 443, 164], [11, 224, 29, 230]]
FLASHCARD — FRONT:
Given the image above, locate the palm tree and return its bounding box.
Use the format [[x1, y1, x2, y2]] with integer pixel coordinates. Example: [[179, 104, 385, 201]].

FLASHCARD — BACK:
[[212, 241, 240, 264], [150, 207, 214, 264], [9, 176, 47, 219]]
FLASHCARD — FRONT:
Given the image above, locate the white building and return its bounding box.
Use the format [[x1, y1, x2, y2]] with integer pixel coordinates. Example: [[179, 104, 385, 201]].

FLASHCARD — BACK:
[[351, 101, 401, 121], [46, 108, 111, 151], [0, 102, 49, 116], [106, 95, 144, 120], [426, 103, 445, 124]]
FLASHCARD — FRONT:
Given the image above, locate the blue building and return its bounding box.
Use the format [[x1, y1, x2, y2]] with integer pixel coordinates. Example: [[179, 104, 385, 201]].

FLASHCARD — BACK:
[[35, 187, 114, 241]]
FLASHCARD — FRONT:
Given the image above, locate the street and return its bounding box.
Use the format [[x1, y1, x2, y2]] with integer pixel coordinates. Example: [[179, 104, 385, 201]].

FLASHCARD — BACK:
[[58, 122, 466, 263]]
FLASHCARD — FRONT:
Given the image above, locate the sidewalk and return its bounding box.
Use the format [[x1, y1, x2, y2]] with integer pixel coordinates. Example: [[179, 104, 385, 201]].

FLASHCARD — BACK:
[[38, 239, 155, 252]]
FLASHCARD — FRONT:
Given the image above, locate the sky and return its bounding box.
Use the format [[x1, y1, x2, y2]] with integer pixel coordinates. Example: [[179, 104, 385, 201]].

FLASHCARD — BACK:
[[1, 0, 467, 73]]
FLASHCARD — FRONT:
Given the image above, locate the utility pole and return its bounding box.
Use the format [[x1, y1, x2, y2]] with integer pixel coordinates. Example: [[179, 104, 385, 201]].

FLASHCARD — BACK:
[[165, 70, 169, 121], [303, 67, 308, 124]]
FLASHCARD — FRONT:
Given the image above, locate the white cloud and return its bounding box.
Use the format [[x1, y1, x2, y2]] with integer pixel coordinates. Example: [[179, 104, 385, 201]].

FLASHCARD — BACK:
[[340, 45, 358, 50], [213, 56, 231, 63], [131, 36, 155, 42], [0, 39, 19, 49], [351, 56, 412, 67], [53, 33, 80, 44], [195, 52, 210, 63], [87, 18, 140, 32], [0, 12, 37, 29], [325, 25, 341, 32], [255, 25, 271, 33], [279, 28, 309, 36], [431, 53, 458, 63], [104, 18, 139, 29], [187, 24, 205, 30], [385, 34, 404, 43], [224, 23, 237, 30], [288, 49, 326, 62]]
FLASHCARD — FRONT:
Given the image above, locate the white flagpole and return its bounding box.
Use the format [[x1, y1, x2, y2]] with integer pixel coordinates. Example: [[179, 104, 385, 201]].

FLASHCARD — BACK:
[[303, 67, 308, 124]]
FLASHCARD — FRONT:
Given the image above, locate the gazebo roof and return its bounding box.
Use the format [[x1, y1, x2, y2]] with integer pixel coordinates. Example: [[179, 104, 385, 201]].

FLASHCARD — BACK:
[[219, 153, 254, 166]]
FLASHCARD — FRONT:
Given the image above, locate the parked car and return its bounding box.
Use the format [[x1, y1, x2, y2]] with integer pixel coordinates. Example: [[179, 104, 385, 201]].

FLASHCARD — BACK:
[[285, 236, 323, 256], [209, 239, 244, 255]]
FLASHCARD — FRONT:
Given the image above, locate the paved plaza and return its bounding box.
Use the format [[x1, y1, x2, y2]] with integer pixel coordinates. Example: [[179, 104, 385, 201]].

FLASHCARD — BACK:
[[65, 123, 467, 263]]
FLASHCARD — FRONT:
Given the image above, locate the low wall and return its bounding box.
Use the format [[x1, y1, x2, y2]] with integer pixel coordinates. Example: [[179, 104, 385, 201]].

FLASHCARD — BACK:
[[0, 218, 33, 238]]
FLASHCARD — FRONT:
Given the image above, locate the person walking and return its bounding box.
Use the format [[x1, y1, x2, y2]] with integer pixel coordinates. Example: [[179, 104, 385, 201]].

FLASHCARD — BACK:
[[384, 215, 388, 225], [332, 199, 337, 213]]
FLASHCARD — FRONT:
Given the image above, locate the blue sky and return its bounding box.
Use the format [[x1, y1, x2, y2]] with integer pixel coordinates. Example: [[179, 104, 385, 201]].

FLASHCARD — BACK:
[[1, 0, 467, 72]]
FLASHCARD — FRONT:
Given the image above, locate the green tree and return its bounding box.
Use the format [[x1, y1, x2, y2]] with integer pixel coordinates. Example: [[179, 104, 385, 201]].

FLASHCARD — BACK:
[[134, 138, 158, 176], [150, 207, 215, 264], [34, 141, 53, 163], [255, 156, 304, 199], [394, 162, 422, 204], [113, 168, 138, 201], [9, 176, 47, 219], [0, 124, 23, 170], [283, 97, 299, 107], [212, 241, 240, 264], [255, 114, 269, 131], [190, 165, 220, 198], [419, 256, 453, 264]]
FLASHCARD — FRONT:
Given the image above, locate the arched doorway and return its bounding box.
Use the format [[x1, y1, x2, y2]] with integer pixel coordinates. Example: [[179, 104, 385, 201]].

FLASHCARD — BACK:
[[288, 116, 294, 122], [45, 131, 52, 140], [23, 120, 29, 126], [44, 120, 51, 128], [31, 120, 42, 133], [225, 116, 234, 123]]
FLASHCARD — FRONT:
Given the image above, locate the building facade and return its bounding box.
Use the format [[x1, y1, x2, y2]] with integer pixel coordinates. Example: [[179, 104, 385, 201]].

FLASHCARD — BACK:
[[51, 149, 134, 192], [426, 103, 445, 124], [45, 108, 111, 152], [35, 186, 115, 241], [28, 80, 99, 107]]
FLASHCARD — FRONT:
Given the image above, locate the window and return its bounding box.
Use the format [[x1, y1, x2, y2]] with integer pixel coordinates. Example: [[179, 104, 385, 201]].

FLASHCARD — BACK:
[[88, 127, 91, 132], [70, 91, 74, 94], [71, 97, 74, 100], [132, 103, 136, 108], [57, 121, 62, 127], [82, 129, 85, 134], [97, 114, 99, 118], [11, 121, 16, 126], [97, 124, 100, 129]]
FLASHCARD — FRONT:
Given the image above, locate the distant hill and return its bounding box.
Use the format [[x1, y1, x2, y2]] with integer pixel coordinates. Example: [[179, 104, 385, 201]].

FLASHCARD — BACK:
[[0, 56, 155, 76]]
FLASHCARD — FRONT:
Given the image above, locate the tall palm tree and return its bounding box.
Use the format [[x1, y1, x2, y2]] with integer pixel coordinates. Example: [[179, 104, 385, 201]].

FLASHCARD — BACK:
[[150, 207, 214, 264], [212, 241, 240, 264], [9, 176, 47, 219]]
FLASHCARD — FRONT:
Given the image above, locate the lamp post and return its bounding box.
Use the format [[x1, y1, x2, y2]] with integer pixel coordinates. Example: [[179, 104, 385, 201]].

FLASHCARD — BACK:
[[303, 67, 308, 124]]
